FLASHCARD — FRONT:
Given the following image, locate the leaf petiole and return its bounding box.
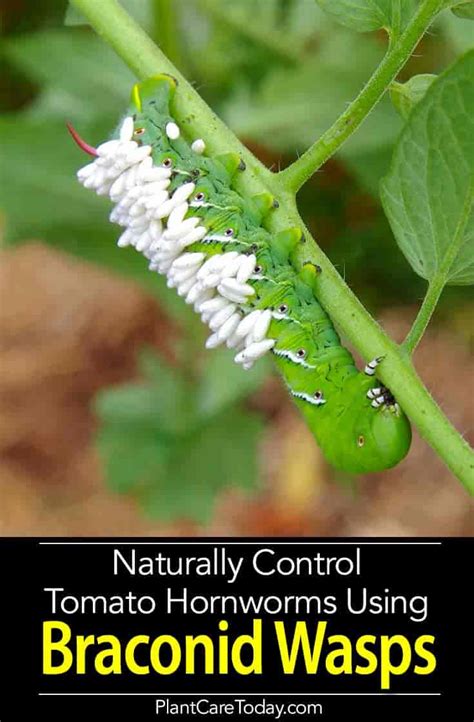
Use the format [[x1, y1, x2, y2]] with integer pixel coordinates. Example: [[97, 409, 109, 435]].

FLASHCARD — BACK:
[[403, 181, 474, 354]]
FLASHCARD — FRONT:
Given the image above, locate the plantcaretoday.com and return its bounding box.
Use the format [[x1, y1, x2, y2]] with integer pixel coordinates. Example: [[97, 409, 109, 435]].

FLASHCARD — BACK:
[[155, 698, 323, 719]]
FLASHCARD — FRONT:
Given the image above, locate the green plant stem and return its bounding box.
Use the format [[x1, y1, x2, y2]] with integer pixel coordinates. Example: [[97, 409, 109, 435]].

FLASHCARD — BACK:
[[389, 0, 403, 45], [70, 0, 474, 492], [279, 0, 443, 192], [152, 0, 182, 69], [403, 182, 473, 353]]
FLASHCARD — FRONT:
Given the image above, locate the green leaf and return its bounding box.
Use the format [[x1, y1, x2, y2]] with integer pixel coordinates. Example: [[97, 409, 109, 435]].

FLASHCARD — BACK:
[[95, 352, 196, 436], [381, 51, 474, 285], [0, 115, 111, 242], [390, 74, 437, 119], [64, 5, 88, 25], [4, 29, 134, 123], [315, 0, 418, 34], [451, 1, 474, 19], [98, 426, 169, 494], [95, 351, 264, 522], [144, 410, 262, 523], [189, 0, 326, 92], [199, 0, 308, 62], [196, 347, 271, 418], [440, 9, 474, 51]]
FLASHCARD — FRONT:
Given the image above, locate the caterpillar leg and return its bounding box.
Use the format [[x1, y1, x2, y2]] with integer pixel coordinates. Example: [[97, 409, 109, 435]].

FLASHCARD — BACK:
[[364, 355, 384, 376], [251, 192, 278, 221], [299, 261, 321, 285], [367, 385, 396, 409], [215, 153, 245, 179], [272, 228, 302, 264]]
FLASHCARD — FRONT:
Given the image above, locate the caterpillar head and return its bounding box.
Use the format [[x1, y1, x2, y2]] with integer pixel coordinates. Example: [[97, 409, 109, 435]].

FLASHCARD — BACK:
[[131, 75, 176, 117], [314, 375, 412, 473], [128, 75, 177, 147]]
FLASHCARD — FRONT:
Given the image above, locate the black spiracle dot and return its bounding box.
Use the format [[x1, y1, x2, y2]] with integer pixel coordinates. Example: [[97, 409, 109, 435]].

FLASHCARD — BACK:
[[162, 158, 173, 168], [195, 192, 205, 201], [296, 348, 306, 358], [224, 228, 234, 237], [278, 304, 288, 313], [358, 435, 365, 447], [254, 265, 263, 274], [314, 390, 323, 400]]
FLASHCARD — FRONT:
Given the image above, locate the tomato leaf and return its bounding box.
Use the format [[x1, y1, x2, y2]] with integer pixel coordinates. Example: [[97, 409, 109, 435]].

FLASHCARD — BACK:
[[381, 51, 474, 285]]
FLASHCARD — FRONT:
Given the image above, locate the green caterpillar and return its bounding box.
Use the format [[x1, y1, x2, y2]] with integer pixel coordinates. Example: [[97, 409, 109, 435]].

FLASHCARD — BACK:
[[73, 75, 411, 474]]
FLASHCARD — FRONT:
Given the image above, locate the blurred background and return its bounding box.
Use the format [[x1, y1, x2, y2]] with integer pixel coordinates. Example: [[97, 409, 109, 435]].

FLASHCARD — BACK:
[[0, 0, 472, 537]]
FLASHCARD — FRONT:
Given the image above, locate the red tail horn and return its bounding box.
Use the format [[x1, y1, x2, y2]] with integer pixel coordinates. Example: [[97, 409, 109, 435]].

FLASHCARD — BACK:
[[66, 122, 98, 157]]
